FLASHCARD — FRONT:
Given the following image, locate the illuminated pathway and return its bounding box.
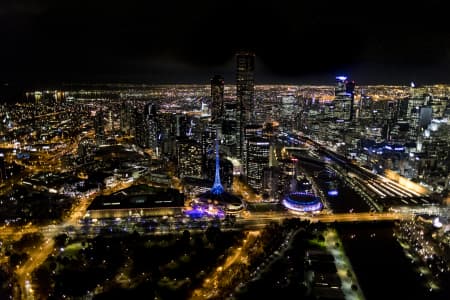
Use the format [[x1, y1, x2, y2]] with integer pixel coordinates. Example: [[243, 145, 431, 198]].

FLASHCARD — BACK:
[[190, 231, 261, 300], [324, 228, 365, 300]]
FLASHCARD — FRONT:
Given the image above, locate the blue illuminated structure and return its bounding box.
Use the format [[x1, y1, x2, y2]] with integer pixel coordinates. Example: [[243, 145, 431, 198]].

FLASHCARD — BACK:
[[211, 139, 225, 195], [183, 204, 225, 219], [326, 181, 339, 196], [282, 192, 323, 213], [328, 190, 339, 196], [184, 138, 245, 217]]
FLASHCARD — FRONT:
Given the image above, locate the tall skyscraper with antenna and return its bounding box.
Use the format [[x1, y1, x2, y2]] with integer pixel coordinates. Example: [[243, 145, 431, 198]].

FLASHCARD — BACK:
[[236, 51, 255, 169]]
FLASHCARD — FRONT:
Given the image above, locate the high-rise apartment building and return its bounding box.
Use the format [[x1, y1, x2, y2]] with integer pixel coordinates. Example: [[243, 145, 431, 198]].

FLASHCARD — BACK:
[[94, 110, 105, 145], [177, 138, 203, 179], [144, 103, 159, 150]]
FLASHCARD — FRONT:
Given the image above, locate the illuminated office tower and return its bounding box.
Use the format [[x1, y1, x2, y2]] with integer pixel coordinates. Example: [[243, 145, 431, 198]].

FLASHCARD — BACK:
[[94, 110, 105, 145], [134, 110, 145, 147], [407, 92, 428, 119], [333, 76, 355, 121], [357, 90, 373, 120], [210, 75, 224, 124], [175, 113, 189, 138], [135, 103, 159, 151], [242, 123, 263, 174], [277, 158, 296, 196], [406, 93, 431, 143], [410, 106, 432, 144], [222, 102, 238, 156], [428, 96, 447, 118], [120, 102, 129, 134], [144, 103, 159, 150], [177, 138, 203, 179], [279, 95, 297, 130], [246, 137, 270, 192], [236, 51, 255, 165]]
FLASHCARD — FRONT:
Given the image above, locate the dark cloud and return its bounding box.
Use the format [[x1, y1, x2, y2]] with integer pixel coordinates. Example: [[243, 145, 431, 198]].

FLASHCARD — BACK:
[[0, 0, 47, 16], [2, 0, 450, 86]]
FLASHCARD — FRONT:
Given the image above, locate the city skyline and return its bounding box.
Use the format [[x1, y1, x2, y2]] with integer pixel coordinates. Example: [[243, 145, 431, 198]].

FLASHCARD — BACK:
[[0, 2, 449, 298], [0, 76, 448, 299], [2, 0, 450, 88]]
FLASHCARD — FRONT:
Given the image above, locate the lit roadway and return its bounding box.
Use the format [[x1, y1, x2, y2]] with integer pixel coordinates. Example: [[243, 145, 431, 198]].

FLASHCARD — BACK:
[[12, 189, 101, 300], [0, 225, 39, 239], [191, 230, 260, 299], [221, 211, 407, 233], [2, 211, 408, 241], [9, 176, 136, 300]]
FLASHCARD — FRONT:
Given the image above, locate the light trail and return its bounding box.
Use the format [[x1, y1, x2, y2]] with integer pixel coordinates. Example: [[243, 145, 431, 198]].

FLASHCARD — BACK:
[[365, 182, 387, 198]]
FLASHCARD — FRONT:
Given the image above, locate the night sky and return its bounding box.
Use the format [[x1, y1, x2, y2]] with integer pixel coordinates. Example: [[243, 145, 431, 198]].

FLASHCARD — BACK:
[[2, 0, 450, 89]]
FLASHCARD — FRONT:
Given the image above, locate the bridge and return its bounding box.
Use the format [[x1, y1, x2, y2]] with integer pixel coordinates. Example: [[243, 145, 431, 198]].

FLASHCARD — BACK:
[[238, 211, 406, 227]]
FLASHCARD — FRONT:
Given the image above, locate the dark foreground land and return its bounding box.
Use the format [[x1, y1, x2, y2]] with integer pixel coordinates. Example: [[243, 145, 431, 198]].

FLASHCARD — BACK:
[[336, 221, 449, 300]]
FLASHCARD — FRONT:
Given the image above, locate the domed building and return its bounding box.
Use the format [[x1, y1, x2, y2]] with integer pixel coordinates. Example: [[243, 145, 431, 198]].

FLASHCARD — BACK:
[[282, 191, 323, 214]]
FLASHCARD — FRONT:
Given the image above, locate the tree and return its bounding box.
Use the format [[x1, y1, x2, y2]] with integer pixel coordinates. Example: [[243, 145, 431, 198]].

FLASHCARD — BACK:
[[34, 266, 53, 297], [13, 232, 44, 252], [205, 226, 221, 245], [9, 252, 29, 268], [181, 230, 191, 246], [54, 233, 69, 248]]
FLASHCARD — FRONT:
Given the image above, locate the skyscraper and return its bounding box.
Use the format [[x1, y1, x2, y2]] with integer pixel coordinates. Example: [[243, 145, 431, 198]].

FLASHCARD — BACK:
[[236, 51, 255, 166], [135, 103, 159, 151], [177, 138, 203, 179], [94, 110, 105, 145], [222, 102, 239, 157], [0, 153, 6, 182], [246, 137, 270, 191], [333, 76, 355, 121], [144, 103, 159, 150], [210, 75, 224, 124]]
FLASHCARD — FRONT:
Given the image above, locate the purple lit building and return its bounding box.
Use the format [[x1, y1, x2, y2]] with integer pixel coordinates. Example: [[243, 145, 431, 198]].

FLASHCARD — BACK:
[[282, 192, 323, 213], [184, 139, 245, 218]]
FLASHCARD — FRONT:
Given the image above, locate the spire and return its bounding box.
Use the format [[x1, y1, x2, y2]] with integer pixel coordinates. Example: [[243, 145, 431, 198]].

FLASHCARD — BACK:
[[211, 138, 224, 195]]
